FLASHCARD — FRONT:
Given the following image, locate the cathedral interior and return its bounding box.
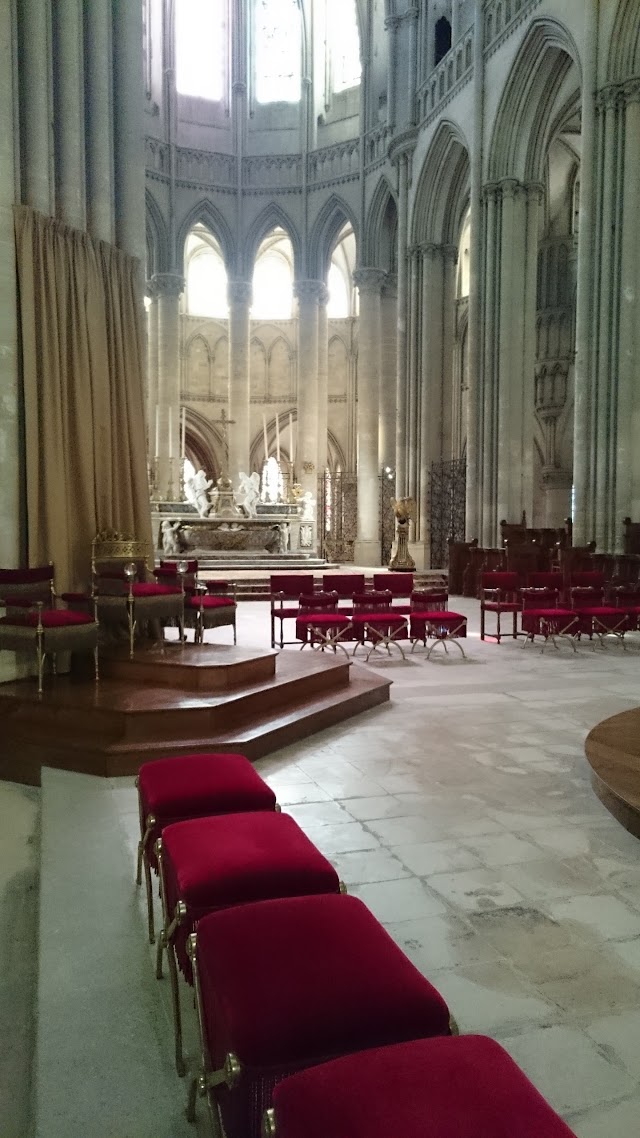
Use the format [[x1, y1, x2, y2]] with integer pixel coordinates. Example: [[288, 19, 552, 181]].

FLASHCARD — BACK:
[[1, 2, 640, 1137]]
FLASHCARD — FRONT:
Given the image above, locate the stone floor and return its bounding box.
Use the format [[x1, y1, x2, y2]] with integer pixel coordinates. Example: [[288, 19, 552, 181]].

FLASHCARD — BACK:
[[2, 596, 640, 1136]]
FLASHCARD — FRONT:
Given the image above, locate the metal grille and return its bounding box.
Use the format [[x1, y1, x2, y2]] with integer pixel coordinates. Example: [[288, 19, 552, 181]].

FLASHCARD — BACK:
[[319, 471, 357, 562], [429, 459, 466, 568], [380, 473, 396, 566]]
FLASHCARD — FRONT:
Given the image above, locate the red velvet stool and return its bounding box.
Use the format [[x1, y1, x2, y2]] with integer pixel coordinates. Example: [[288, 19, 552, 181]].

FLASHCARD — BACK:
[[263, 1035, 577, 1138], [187, 893, 452, 1137], [410, 609, 468, 658], [156, 811, 342, 1075], [135, 753, 276, 944]]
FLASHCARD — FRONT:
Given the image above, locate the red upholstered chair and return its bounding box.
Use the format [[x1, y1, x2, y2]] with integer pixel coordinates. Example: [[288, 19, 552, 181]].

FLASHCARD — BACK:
[[0, 565, 99, 694], [372, 572, 414, 615], [520, 587, 578, 652], [409, 590, 467, 658], [351, 590, 408, 660], [135, 753, 277, 944], [295, 591, 351, 654], [270, 574, 315, 648], [156, 561, 237, 645], [480, 571, 521, 642], [610, 584, 640, 631], [321, 573, 365, 615], [156, 811, 343, 1075], [263, 1034, 577, 1138], [91, 532, 184, 657], [570, 584, 629, 647], [186, 893, 452, 1136], [526, 571, 565, 597]]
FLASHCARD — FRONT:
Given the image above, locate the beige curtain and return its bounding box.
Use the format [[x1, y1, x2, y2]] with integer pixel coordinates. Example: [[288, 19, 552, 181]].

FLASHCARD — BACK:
[[14, 205, 153, 591]]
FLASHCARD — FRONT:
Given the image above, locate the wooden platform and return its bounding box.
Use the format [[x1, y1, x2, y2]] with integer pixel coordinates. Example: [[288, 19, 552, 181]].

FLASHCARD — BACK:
[[0, 643, 391, 784], [585, 707, 640, 839]]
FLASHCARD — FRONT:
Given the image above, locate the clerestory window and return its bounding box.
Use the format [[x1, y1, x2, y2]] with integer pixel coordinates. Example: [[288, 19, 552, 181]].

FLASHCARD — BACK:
[[185, 230, 229, 318], [175, 0, 225, 101], [255, 0, 302, 103], [327, 0, 361, 92]]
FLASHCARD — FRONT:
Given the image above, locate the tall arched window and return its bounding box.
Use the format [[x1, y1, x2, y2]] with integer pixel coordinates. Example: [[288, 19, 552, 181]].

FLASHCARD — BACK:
[[255, 0, 302, 103], [175, 0, 225, 101], [185, 228, 229, 318], [456, 210, 470, 299], [434, 16, 452, 66], [252, 230, 294, 319], [327, 224, 356, 318], [327, 0, 361, 92]]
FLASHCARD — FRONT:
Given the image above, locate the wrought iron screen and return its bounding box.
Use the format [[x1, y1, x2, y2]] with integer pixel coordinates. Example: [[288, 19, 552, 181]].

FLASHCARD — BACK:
[[380, 473, 396, 566], [319, 471, 357, 562], [429, 459, 466, 568]]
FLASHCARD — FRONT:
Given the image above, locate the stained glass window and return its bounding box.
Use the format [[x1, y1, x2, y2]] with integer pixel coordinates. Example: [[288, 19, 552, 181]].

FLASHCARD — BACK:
[[186, 244, 229, 318], [176, 0, 225, 100], [255, 0, 302, 103], [327, 0, 361, 92]]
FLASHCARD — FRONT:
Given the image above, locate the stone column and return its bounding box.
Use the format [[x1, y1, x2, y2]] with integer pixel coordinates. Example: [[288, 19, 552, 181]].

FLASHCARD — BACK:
[[19, 0, 53, 214], [384, 17, 400, 129], [153, 273, 183, 500], [85, 0, 114, 243], [52, 0, 85, 228], [0, 0, 25, 680], [317, 291, 329, 477], [480, 184, 499, 546], [616, 82, 640, 530], [394, 151, 410, 496], [466, 0, 485, 540], [112, 0, 145, 264], [146, 284, 159, 432], [227, 280, 252, 488], [379, 274, 397, 471], [354, 269, 385, 566], [593, 90, 618, 551], [407, 246, 421, 506], [295, 280, 324, 552]]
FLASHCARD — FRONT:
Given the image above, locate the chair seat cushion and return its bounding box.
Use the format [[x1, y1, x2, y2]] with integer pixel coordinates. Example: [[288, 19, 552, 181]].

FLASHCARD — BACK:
[[272, 606, 300, 619], [185, 595, 236, 610], [138, 752, 275, 821], [522, 608, 575, 620], [60, 591, 91, 604], [162, 812, 339, 911], [389, 603, 412, 615], [296, 613, 349, 627], [0, 609, 95, 628], [271, 1035, 577, 1138], [577, 606, 623, 618], [196, 893, 451, 1068], [131, 582, 182, 597]]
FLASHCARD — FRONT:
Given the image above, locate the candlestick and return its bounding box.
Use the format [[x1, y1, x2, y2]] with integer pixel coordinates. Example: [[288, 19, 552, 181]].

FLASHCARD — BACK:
[[275, 414, 280, 463], [289, 411, 294, 466], [155, 405, 159, 459], [263, 413, 269, 460], [180, 407, 186, 460], [168, 407, 173, 459]]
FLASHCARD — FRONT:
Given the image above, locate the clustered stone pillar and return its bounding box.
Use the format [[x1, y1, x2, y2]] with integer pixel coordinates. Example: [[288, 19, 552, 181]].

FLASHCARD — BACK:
[[354, 269, 385, 565], [53, 0, 86, 229], [19, 0, 53, 214], [317, 291, 329, 482], [394, 151, 410, 498], [85, 0, 115, 243], [153, 272, 183, 500], [227, 280, 252, 488], [379, 274, 398, 473], [295, 280, 325, 552]]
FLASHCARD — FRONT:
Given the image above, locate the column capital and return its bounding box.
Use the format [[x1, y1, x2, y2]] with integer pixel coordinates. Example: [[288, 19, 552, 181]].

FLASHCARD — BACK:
[[384, 15, 401, 31], [227, 279, 253, 306], [623, 78, 640, 105], [151, 272, 185, 297], [353, 267, 386, 294], [294, 279, 327, 304]]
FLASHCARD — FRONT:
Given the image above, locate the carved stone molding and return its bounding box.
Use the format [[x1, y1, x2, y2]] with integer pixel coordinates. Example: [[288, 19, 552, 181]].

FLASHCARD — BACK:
[[294, 280, 327, 304], [353, 268, 386, 294], [151, 272, 185, 297]]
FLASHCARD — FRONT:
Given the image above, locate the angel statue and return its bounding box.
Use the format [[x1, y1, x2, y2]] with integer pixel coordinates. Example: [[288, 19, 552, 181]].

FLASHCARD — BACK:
[[160, 519, 182, 557], [390, 497, 416, 571], [237, 471, 261, 518], [185, 469, 214, 517]]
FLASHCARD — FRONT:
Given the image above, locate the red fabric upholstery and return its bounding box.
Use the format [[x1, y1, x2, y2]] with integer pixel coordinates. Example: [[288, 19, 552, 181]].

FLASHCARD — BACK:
[[271, 1035, 577, 1138], [160, 559, 199, 573], [0, 566, 53, 584], [571, 571, 605, 590], [185, 595, 236, 609], [482, 601, 520, 612], [130, 582, 182, 597], [373, 572, 414, 597], [0, 609, 94, 628], [60, 592, 91, 603], [322, 573, 365, 600], [270, 574, 314, 599], [163, 812, 340, 977], [527, 572, 563, 590], [196, 893, 451, 1070], [481, 571, 520, 592], [139, 752, 275, 818], [410, 612, 467, 639], [163, 812, 339, 911], [138, 752, 276, 871]]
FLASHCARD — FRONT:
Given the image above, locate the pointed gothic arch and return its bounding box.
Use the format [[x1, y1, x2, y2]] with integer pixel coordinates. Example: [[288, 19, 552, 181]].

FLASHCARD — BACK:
[[488, 19, 581, 183], [176, 200, 236, 274], [608, 0, 640, 81], [364, 176, 398, 269], [145, 188, 169, 277], [308, 193, 359, 280], [411, 121, 470, 246], [243, 203, 302, 279]]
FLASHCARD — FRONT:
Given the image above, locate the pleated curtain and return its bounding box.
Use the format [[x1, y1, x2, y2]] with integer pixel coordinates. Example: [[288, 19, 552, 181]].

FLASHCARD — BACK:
[[14, 205, 152, 592]]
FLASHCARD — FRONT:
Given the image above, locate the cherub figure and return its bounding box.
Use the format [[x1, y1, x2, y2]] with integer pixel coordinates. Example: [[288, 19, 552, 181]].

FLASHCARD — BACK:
[[391, 497, 416, 524], [237, 471, 261, 517], [300, 491, 316, 522], [161, 519, 182, 556], [187, 469, 215, 517]]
